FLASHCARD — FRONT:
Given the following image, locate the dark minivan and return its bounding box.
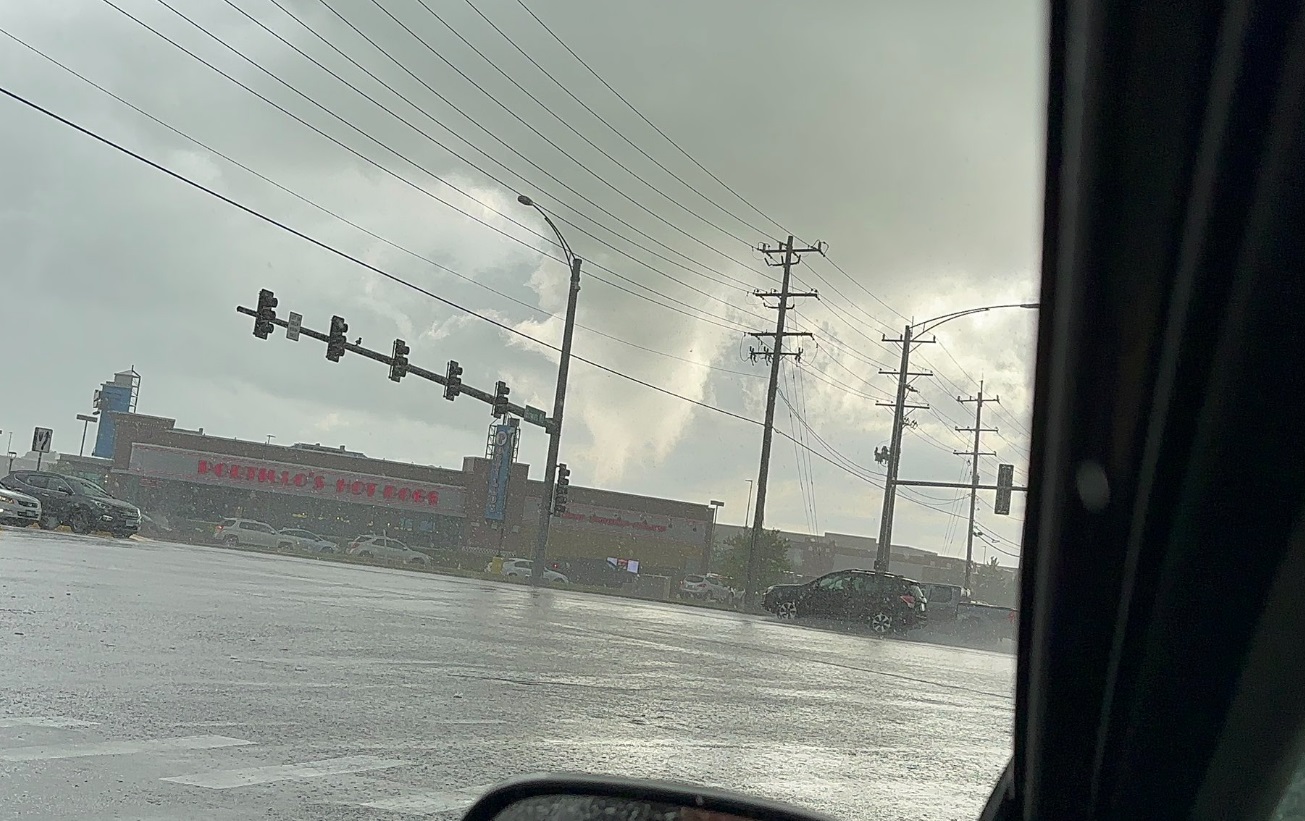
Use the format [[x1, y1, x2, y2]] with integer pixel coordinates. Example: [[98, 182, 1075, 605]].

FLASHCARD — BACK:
[[0, 471, 141, 538], [762, 569, 928, 635]]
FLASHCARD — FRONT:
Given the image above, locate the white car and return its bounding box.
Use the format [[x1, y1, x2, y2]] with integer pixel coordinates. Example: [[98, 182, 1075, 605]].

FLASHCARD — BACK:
[[679, 574, 739, 603], [498, 558, 568, 584], [277, 528, 338, 553], [346, 535, 429, 565], [0, 486, 41, 527], [214, 518, 288, 549]]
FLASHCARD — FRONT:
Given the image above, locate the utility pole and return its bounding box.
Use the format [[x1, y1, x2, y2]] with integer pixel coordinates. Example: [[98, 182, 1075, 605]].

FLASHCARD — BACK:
[[744, 235, 823, 607], [957, 380, 998, 596], [873, 326, 934, 571]]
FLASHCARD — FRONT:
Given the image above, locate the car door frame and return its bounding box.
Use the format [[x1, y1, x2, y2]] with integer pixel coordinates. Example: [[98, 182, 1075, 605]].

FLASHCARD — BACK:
[[801, 571, 854, 619], [43, 475, 79, 522]]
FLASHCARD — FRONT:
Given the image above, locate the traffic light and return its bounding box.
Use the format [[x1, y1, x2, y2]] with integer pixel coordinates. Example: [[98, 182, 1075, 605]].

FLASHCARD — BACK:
[[326, 315, 348, 362], [994, 463, 1015, 515], [253, 289, 278, 339], [492, 380, 510, 418], [389, 338, 410, 382], [444, 360, 463, 401], [552, 463, 571, 515]]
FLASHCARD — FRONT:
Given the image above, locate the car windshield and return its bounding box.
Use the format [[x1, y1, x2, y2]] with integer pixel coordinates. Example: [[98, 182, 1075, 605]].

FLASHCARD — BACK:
[[65, 477, 111, 498], [1, 2, 1037, 819]]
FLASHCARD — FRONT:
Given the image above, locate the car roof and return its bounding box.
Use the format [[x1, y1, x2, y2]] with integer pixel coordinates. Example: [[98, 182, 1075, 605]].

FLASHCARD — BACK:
[[996, 3, 1305, 817]]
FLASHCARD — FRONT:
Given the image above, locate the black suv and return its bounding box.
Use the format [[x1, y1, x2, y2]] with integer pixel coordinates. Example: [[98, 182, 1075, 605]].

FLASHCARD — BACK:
[[0, 471, 141, 538], [762, 569, 928, 635]]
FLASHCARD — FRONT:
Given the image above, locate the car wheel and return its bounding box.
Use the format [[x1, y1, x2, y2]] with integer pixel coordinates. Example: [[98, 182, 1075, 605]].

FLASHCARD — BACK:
[[869, 611, 895, 635], [39, 512, 61, 530], [277, 541, 293, 551], [408, 557, 425, 565], [777, 601, 798, 620], [69, 510, 93, 535], [358, 551, 372, 558], [223, 534, 239, 546]]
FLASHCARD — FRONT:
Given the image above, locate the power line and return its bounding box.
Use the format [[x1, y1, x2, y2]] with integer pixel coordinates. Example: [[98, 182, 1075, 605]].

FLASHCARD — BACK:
[[515, 0, 792, 239], [0, 81, 763, 425], [413, 0, 762, 252], [0, 79, 991, 536], [458, 0, 775, 243], [780, 370, 816, 535], [352, 0, 769, 277], [434, 7, 1034, 421], [794, 365, 821, 535], [0, 28, 768, 383], [125, 0, 760, 332], [254, 0, 771, 298]]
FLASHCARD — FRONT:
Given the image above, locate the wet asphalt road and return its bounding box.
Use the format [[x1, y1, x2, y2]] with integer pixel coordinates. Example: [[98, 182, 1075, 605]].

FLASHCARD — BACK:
[[0, 527, 1014, 821]]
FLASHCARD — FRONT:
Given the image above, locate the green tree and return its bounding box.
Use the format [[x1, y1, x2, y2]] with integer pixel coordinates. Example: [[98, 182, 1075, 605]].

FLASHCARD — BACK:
[[972, 557, 1018, 608], [717, 528, 792, 590]]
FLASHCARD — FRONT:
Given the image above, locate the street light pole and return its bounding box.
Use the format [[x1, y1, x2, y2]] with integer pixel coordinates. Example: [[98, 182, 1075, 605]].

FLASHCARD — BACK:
[[703, 500, 724, 574], [520, 194, 582, 588], [76, 414, 98, 457], [874, 303, 1038, 573]]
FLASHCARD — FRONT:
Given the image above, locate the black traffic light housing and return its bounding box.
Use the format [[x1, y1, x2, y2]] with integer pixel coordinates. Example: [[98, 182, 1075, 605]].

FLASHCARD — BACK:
[[994, 463, 1015, 515], [492, 380, 510, 418], [253, 289, 278, 339], [389, 338, 410, 382], [444, 360, 463, 401], [552, 463, 571, 515], [326, 315, 348, 362]]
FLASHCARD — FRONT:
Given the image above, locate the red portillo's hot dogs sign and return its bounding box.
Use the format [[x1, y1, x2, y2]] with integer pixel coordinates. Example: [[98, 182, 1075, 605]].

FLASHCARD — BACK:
[[124, 443, 466, 516]]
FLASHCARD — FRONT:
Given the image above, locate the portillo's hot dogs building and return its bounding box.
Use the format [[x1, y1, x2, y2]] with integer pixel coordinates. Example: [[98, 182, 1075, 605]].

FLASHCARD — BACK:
[[101, 412, 717, 576]]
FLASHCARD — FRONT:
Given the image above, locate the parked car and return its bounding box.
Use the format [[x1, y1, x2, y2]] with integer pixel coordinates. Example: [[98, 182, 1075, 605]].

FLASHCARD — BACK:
[[213, 518, 289, 549], [347, 535, 429, 565], [0, 485, 41, 527], [956, 601, 1018, 642], [0, 471, 140, 537], [762, 569, 928, 635], [497, 557, 567, 584], [277, 527, 337, 553], [677, 573, 736, 602], [547, 558, 630, 588]]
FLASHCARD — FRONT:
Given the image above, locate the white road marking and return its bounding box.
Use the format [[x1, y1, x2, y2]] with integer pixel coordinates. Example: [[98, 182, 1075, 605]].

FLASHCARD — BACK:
[[162, 754, 410, 789], [360, 787, 489, 815], [0, 735, 253, 762], [0, 716, 98, 728]]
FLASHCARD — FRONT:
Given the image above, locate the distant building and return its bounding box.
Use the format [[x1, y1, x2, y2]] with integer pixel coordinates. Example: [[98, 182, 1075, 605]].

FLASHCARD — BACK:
[[709, 524, 1018, 590], [99, 411, 716, 577]]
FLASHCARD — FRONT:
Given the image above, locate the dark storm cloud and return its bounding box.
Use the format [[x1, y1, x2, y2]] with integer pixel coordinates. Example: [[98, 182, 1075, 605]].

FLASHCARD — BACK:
[[0, 0, 1042, 554]]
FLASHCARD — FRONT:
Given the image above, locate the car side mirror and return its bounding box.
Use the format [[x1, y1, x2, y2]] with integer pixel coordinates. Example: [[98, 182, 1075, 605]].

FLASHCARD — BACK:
[[461, 774, 833, 821], [56, 487, 72, 495]]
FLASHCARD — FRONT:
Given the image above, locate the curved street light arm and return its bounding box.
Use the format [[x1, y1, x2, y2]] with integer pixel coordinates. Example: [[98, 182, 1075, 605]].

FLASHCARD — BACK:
[[912, 302, 1039, 337]]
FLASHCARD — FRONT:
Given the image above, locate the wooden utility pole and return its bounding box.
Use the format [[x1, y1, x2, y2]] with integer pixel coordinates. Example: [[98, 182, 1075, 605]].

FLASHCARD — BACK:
[[957, 380, 998, 596], [743, 235, 822, 606]]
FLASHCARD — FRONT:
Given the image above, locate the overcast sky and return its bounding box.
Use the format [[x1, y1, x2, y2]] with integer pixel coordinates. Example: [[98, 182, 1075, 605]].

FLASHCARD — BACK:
[[0, 0, 1045, 564]]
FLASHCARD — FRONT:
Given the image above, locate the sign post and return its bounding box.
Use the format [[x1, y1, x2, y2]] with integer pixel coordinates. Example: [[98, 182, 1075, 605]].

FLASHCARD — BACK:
[[32, 427, 52, 470]]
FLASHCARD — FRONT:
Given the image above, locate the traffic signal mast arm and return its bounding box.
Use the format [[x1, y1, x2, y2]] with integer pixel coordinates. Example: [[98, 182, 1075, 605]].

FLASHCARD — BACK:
[[237, 301, 552, 432]]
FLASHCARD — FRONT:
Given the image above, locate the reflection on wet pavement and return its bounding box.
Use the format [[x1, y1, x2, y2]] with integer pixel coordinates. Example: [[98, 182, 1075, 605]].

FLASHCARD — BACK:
[[0, 528, 1013, 820]]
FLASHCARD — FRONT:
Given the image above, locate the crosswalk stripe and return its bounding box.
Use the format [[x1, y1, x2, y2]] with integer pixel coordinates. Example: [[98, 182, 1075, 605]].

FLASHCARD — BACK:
[[360, 787, 489, 816], [0, 735, 253, 762], [0, 716, 98, 728], [161, 754, 410, 789]]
